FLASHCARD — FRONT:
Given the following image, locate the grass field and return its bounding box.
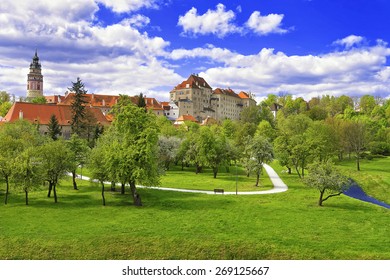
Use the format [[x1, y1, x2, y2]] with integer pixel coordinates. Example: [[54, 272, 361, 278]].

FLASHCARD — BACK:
[[160, 165, 273, 192], [336, 157, 390, 204], [0, 159, 390, 260]]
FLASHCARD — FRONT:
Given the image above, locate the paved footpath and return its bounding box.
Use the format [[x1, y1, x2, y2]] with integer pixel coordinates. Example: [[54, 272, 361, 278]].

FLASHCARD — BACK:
[[77, 163, 288, 195]]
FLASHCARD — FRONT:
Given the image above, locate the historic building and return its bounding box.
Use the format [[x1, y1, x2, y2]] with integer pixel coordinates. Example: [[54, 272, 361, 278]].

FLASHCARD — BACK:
[[27, 50, 44, 99], [1, 102, 110, 139], [169, 74, 257, 122]]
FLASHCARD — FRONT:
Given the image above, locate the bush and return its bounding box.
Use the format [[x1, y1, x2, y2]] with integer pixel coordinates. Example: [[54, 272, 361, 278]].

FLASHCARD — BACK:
[[369, 141, 390, 156]]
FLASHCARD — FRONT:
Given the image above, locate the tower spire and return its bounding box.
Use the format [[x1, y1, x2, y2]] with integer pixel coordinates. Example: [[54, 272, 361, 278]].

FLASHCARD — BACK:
[[27, 49, 43, 99]]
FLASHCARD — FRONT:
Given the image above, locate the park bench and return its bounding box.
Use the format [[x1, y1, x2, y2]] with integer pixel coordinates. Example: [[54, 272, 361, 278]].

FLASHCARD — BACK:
[[214, 188, 224, 194]]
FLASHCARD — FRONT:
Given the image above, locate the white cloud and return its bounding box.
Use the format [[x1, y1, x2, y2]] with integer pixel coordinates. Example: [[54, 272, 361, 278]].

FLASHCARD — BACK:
[[178, 4, 241, 38], [0, 0, 180, 98], [333, 35, 364, 49], [169, 42, 390, 100], [96, 0, 159, 13], [246, 11, 288, 35]]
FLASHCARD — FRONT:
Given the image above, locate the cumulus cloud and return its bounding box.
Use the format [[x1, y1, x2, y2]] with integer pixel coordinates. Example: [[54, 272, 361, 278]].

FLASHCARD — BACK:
[[333, 35, 364, 49], [0, 0, 181, 98], [246, 11, 288, 35], [178, 4, 241, 38], [169, 42, 390, 99], [96, 0, 159, 13]]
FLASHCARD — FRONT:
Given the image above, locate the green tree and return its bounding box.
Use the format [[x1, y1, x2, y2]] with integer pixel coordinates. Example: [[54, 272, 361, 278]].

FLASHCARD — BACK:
[[88, 138, 110, 206], [0, 91, 12, 117], [198, 125, 227, 178], [158, 136, 182, 171], [137, 93, 146, 109], [249, 135, 273, 186], [31, 96, 47, 104], [92, 104, 160, 206], [66, 134, 90, 190], [343, 119, 367, 171], [47, 114, 62, 140], [69, 77, 88, 136], [304, 161, 349, 206], [0, 120, 43, 204], [12, 147, 43, 205], [40, 139, 73, 203]]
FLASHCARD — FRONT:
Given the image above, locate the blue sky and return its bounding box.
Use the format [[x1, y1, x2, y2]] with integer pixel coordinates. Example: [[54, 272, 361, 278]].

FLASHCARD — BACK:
[[0, 0, 389, 102]]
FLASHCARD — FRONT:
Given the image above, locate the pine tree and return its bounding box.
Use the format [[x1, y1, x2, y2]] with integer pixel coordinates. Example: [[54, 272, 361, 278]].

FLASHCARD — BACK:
[[137, 93, 146, 110], [47, 114, 62, 140], [69, 77, 88, 136]]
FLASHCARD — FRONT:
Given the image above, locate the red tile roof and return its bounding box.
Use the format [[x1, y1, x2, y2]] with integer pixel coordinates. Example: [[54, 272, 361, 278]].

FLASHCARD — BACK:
[[173, 74, 212, 90], [213, 88, 239, 98], [176, 114, 197, 122], [238, 91, 250, 99], [1, 102, 110, 126], [61, 93, 163, 111]]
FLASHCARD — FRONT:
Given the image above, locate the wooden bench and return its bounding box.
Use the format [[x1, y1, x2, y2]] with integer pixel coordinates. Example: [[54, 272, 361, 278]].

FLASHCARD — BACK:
[[214, 188, 224, 194]]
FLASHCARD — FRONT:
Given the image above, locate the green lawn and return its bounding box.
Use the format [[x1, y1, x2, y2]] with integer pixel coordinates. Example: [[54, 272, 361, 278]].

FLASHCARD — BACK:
[[0, 159, 390, 260], [335, 157, 390, 204], [160, 165, 273, 192]]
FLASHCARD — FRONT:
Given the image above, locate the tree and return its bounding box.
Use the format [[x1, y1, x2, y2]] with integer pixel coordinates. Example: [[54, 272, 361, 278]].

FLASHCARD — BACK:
[[40, 139, 73, 203], [91, 104, 160, 206], [198, 125, 227, 178], [12, 147, 43, 205], [0, 120, 43, 204], [137, 93, 146, 109], [31, 96, 47, 104], [88, 138, 110, 206], [158, 136, 182, 170], [0, 91, 12, 117], [47, 114, 62, 140], [69, 77, 88, 136], [343, 119, 367, 171], [304, 161, 349, 206], [249, 135, 273, 187], [66, 134, 90, 190]]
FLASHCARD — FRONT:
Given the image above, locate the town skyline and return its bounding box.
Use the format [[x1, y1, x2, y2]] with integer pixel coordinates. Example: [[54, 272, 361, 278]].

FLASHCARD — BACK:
[[0, 0, 390, 102]]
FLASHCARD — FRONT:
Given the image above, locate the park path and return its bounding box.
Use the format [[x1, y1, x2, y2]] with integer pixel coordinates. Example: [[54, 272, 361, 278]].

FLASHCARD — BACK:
[[76, 163, 288, 195]]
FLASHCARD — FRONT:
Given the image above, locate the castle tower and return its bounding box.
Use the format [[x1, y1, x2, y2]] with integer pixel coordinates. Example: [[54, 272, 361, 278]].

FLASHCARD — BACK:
[[27, 50, 43, 99]]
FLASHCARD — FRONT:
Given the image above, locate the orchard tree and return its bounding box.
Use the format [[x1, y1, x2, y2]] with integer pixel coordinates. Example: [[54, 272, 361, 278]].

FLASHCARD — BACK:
[[12, 147, 43, 205], [40, 139, 73, 203], [198, 125, 227, 178], [158, 135, 182, 170], [304, 161, 349, 206], [66, 134, 90, 190], [343, 119, 367, 171], [249, 135, 273, 187], [0, 120, 43, 204], [92, 103, 160, 206]]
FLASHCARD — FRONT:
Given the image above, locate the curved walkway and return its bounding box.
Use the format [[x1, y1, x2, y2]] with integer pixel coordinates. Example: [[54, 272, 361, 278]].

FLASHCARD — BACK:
[[76, 164, 288, 195]]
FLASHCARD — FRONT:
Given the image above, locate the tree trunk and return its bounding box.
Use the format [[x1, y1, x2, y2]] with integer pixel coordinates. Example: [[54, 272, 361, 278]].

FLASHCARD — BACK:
[[318, 190, 324, 206], [255, 173, 260, 187], [356, 153, 360, 171], [72, 170, 78, 190], [213, 167, 218, 179], [25, 189, 28, 205], [53, 183, 58, 203], [101, 181, 106, 206], [110, 181, 116, 192], [287, 167, 291, 174], [121, 183, 125, 194], [47, 181, 53, 197], [4, 176, 9, 205], [129, 180, 142, 206]]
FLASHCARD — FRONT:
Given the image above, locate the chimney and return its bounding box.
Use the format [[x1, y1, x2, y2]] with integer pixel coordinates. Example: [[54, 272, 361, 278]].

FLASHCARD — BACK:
[[19, 110, 23, 120]]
